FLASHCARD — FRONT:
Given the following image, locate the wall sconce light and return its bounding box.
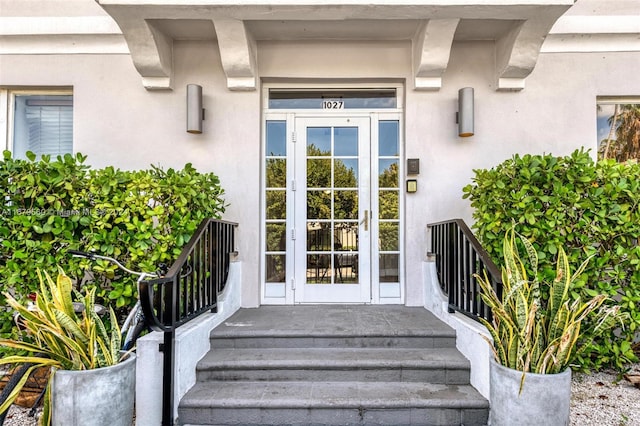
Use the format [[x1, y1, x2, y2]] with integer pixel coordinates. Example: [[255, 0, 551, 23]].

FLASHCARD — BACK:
[[457, 87, 474, 137], [187, 84, 204, 134]]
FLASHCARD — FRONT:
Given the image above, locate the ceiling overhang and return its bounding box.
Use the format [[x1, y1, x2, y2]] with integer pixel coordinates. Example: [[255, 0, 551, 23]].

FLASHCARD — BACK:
[[96, 1, 575, 91]]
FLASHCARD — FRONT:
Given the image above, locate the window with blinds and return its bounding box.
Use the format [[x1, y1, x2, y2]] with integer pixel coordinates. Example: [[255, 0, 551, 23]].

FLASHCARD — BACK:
[[13, 95, 73, 160]]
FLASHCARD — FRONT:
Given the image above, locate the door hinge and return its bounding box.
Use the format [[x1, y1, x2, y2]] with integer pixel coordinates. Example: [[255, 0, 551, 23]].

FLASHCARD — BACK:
[[291, 278, 296, 290], [291, 180, 296, 191], [292, 131, 296, 143], [291, 229, 296, 240]]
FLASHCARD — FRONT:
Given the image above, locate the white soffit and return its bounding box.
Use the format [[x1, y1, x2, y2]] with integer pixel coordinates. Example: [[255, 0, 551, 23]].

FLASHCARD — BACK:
[[9, 1, 637, 91], [93, 0, 575, 91]]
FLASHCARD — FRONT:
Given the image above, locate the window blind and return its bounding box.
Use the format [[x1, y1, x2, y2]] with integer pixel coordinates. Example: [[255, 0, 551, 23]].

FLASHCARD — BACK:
[[13, 95, 73, 159]]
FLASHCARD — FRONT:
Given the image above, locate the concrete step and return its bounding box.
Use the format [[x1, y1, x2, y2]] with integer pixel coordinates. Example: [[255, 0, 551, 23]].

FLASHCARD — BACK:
[[195, 347, 471, 384], [179, 381, 489, 426], [210, 333, 457, 349], [209, 306, 457, 349], [178, 306, 488, 426]]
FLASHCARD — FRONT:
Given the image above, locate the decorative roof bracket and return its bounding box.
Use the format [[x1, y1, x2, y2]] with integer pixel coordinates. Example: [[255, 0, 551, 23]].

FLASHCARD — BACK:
[[117, 18, 173, 90], [495, 11, 567, 91], [413, 19, 460, 91], [212, 18, 257, 91]]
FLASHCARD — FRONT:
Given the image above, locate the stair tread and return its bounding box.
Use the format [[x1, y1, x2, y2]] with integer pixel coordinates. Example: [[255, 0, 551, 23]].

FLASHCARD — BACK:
[[198, 347, 470, 370], [211, 328, 456, 339], [210, 306, 456, 339], [180, 380, 489, 409]]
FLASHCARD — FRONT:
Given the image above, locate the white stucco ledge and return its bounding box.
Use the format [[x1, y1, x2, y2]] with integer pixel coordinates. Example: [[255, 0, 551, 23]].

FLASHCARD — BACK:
[[422, 260, 491, 399], [497, 77, 526, 91], [0, 16, 128, 55], [135, 261, 242, 426], [544, 15, 640, 53], [141, 77, 174, 91], [414, 77, 443, 91]]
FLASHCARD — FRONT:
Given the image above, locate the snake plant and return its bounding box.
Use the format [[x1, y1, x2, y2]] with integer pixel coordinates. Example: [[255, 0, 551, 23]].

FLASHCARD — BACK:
[[0, 268, 124, 425], [476, 230, 621, 375]]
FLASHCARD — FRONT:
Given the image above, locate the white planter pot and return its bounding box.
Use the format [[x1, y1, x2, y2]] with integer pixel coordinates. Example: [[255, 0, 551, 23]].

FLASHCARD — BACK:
[[51, 353, 136, 426], [489, 358, 571, 426]]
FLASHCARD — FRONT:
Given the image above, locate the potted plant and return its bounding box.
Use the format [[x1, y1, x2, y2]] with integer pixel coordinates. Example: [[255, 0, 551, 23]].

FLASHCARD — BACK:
[[0, 268, 135, 426], [476, 230, 621, 426]]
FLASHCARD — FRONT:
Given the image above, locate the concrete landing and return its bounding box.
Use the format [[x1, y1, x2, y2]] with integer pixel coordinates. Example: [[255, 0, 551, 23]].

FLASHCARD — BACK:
[[211, 305, 457, 338]]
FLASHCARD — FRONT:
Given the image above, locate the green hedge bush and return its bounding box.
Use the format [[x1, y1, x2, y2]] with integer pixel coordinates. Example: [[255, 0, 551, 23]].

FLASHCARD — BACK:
[[463, 149, 640, 370], [0, 151, 225, 343]]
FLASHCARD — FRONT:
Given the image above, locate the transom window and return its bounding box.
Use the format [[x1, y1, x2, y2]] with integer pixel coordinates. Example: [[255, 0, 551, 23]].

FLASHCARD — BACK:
[[268, 89, 397, 110]]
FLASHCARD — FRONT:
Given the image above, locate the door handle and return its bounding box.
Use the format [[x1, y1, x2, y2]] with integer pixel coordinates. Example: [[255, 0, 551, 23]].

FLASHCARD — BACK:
[[362, 210, 369, 231]]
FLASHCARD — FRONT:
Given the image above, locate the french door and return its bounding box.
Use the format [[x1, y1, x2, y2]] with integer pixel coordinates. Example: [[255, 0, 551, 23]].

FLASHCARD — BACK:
[[294, 117, 372, 303], [262, 109, 402, 304]]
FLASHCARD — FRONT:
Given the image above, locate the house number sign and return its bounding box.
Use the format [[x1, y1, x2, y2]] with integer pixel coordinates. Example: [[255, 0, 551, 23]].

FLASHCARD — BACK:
[[322, 100, 344, 110]]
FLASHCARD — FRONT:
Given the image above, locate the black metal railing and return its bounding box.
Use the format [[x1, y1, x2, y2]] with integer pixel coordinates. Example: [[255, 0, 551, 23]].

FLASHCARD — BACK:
[[427, 219, 501, 322], [140, 218, 238, 426]]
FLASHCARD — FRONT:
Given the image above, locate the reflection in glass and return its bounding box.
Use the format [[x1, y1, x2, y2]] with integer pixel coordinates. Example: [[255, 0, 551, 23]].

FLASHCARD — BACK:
[[334, 159, 358, 187], [307, 127, 331, 155], [379, 159, 398, 188], [266, 254, 286, 282], [266, 159, 286, 188], [334, 222, 358, 251], [305, 220, 360, 285], [266, 223, 287, 251], [334, 127, 358, 156], [306, 252, 358, 285], [597, 103, 640, 162], [379, 254, 399, 282], [379, 190, 399, 219], [334, 191, 358, 220], [266, 121, 286, 156], [307, 159, 332, 187], [266, 190, 286, 219], [269, 90, 397, 109], [307, 223, 332, 251], [379, 222, 399, 251], [307, 191, 331, 219], [307, 254, 331, 284], [335, 250, 358, 284], [379, 121, 399, 156]]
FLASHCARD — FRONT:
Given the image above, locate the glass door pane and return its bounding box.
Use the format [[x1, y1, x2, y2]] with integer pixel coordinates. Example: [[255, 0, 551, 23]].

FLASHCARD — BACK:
[[295, 116, 371, 303], [378, 121, 400, 285], [305, 126, 359, 285], [264, 121, 287, 295]]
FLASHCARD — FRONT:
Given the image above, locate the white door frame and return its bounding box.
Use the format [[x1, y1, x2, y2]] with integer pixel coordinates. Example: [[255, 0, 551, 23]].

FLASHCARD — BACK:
[[293, 115, 372, 303], [261, 83, 404, 305]]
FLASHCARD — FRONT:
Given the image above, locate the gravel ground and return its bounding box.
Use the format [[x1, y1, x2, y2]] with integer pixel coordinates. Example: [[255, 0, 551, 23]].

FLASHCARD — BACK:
[[570, 363, 640, 426], [2, 365, 639, 425]]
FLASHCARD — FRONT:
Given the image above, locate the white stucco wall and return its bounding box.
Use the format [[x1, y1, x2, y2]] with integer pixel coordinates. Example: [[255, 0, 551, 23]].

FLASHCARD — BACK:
[[1, 42, 262, 307], [2, 14, 640, 307]]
